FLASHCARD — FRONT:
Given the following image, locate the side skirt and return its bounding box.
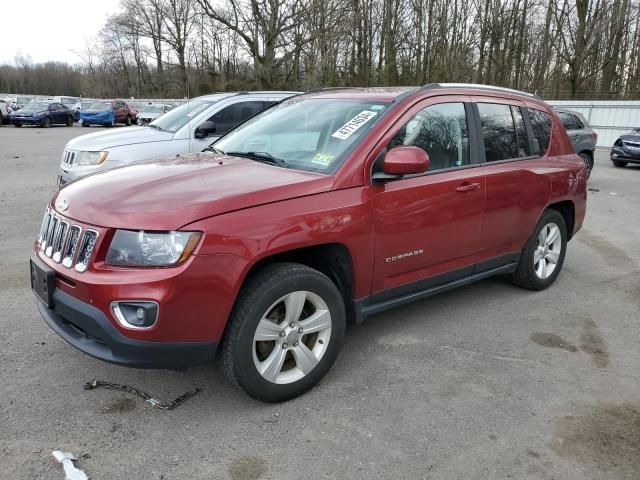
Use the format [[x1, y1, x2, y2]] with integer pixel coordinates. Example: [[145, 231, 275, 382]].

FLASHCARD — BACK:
[[353, 257, 519, 324]]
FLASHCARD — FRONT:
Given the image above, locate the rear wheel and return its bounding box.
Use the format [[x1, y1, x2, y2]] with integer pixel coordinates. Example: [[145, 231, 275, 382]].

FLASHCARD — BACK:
[[42, 117, 51, 128], [511, 209, 567, 291], [579, 152, 594, 178], [613, 159, 628, 168], [222, 263, 346, 402]]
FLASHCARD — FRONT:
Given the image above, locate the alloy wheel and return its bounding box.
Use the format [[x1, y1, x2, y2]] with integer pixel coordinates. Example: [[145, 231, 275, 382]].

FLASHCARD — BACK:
[[534, 222, 562, 279], [252, 291, 332, 384]]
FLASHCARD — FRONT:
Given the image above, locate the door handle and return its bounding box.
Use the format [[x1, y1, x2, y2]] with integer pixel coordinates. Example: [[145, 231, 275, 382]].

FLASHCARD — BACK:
[[456, 182, 481, 193]]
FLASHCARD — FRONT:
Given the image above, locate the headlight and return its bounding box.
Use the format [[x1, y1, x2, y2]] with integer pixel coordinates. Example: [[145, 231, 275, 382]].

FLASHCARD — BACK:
[[74, 151, 109, 166], [106, 230, 202, 267]]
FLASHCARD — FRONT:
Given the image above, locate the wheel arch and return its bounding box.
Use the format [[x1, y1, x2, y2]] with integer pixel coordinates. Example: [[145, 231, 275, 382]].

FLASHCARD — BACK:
[[547, 200, 575, 240], [238, 243, 356, 322]]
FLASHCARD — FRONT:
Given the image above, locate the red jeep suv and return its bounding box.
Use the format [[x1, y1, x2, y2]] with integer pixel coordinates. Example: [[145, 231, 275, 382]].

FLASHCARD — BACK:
[[31, 84, 587, 402]]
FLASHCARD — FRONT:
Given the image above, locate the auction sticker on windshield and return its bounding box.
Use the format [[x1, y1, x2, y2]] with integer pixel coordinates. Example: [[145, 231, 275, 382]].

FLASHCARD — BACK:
[[331, 110, 378, 140]]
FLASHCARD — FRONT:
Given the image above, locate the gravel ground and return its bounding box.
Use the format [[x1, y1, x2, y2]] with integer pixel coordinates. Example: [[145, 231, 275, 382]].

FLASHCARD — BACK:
[[1, 125, 639, 480]]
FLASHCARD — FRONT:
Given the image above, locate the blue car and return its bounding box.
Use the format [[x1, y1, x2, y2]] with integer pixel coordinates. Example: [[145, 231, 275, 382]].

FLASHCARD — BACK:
[[81, 100, 133, 127], [10, 101, 74, 128]]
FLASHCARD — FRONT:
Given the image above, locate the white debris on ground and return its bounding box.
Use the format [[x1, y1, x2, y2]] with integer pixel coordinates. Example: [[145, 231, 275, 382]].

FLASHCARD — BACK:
[[52, 451, 89, 480]]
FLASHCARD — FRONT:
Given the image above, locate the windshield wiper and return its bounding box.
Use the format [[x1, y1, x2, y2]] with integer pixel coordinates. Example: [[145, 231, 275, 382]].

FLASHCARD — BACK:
[[225, 151, 287, 168], [203, 146, 224, 154], [147, 124, 165, 131]]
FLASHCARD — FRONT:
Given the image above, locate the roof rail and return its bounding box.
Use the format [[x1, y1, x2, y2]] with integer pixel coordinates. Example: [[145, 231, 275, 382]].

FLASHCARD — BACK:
[[305, 87, 359, 94], [423, 83, 540, 99]]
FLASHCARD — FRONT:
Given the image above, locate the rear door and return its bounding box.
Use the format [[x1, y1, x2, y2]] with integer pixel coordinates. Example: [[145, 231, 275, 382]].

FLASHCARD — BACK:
[[472, 98, 549, 262], [370, 97, 486, 297]]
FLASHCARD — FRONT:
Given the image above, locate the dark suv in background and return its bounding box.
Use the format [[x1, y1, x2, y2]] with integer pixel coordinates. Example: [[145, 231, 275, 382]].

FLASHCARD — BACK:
[[555, 109, 597, 177], [611, 129, 640, 168]]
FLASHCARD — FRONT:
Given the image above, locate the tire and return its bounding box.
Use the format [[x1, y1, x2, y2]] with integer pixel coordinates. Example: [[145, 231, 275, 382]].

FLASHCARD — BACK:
[[82, 122, 89, 127], [579, 152, 594, 178], [126, 116, 132, 126], [221, 262, 346, 402], [511, 209, 567, 291], [42, 117, 51, 128], [14, 123, 22, 128], [66, 116, 73, 127], [612, 159, 628, 168]]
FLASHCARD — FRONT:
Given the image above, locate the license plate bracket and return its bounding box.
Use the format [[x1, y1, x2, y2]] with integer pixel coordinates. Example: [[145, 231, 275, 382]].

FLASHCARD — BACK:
[[30, 257, 56, 308]]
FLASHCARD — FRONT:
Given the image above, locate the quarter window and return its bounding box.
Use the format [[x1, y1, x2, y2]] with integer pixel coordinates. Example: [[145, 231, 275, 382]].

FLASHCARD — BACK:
[[571, 114, 584, 129], [388, 103, 469, 171], [528, 108, 552, 155]]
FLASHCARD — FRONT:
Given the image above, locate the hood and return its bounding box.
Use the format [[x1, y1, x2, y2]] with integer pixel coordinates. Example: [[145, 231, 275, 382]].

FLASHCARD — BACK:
[[618, 131, 640, 142], [13, 109, 46, 116], [54, 153, 334, 230], [66, 126, 173, 150]]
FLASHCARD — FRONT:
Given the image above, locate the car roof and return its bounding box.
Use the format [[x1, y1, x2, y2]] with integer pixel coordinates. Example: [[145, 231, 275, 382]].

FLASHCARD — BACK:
[[195, 91, 300, 101], [299, 84, 543, 104]]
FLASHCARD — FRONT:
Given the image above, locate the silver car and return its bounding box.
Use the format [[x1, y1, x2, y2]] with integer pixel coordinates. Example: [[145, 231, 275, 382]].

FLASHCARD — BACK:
[[555, 108, 598, 178], [58, 91, 299, 187], [137, 103, 175, 125]]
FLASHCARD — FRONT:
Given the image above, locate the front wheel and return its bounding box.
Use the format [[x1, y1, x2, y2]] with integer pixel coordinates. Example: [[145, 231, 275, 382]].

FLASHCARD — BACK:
[[612, 159, 628, 168], [66, 116, 73, 127], [42, 117, 51, 128], [126, 116, 132, 126], [14, 123, 22, 128], [221, 263, 346, 402], [511, 209, 567, 290]]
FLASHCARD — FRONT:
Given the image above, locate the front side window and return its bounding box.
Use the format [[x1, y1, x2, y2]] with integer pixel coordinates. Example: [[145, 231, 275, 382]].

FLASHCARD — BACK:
[[388, 103, 469, 171], [208, 101, 273, 136], [528, 108, 552, 155], [214, 98, 390, 173], [478, 103, 525, 162]]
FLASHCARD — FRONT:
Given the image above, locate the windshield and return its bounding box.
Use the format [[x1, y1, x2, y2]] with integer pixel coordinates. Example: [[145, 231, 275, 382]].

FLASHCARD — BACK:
[[22, 102, 49, 112], [88, 102, 112, 111], [142, 105, 164, 113], [149, 99, 217, 133], [214, 99, 390, 173]]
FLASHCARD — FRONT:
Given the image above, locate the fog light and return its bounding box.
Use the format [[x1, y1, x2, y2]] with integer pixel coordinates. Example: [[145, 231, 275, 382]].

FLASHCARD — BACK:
[[111, 301, 158, 329]]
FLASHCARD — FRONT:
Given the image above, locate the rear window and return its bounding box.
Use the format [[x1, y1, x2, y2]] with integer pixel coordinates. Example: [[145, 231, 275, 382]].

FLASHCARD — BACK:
[[528, 108, 552, 155]]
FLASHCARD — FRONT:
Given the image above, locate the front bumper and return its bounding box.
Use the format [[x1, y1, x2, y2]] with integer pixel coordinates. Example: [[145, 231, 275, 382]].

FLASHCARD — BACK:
[[37, 285, 217, 369], [611, 146, 640, 163], [11, 116, 43, 125]]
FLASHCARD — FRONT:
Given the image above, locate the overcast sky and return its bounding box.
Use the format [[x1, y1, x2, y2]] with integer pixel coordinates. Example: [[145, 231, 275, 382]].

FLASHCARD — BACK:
[[0, 0, 122, 65]]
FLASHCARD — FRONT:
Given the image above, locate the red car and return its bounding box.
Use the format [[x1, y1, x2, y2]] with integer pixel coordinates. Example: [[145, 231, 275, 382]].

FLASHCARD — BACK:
[[31, 84, 587, 402]]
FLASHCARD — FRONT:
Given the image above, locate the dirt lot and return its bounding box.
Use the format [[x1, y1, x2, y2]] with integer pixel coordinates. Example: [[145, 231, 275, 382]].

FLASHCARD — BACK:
[[1, 125, 639, 479]]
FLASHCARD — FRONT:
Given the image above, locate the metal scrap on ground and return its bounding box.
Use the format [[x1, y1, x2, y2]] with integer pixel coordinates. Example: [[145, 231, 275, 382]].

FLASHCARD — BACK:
[[83, 380, 201, 410], [52, 450, 89, 480]]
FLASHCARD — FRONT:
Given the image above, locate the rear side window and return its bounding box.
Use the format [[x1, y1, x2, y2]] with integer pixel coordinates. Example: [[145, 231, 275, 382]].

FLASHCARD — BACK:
[[478, 103, 531, 162], [209, 101, 273, 136], [528, 108, 552, 155]]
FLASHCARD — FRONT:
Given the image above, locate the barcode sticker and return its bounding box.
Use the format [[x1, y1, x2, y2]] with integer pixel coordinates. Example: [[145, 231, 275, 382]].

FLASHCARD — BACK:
[[331, 110, 378, 140]]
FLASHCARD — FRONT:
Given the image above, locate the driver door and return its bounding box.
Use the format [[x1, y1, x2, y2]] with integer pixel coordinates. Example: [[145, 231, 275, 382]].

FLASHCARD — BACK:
[[370, 97, 486, 298]]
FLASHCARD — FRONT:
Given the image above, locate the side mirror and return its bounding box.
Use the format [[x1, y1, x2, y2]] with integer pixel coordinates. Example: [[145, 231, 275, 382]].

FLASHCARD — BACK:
[[195, 121, 216, 139], [373, 146, 430, 181]]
